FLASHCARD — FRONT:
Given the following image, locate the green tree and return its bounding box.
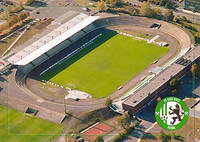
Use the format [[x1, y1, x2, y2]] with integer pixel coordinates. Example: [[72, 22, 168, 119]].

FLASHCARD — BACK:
[[98, 0, 106, 11], [149, 0, 161, 5], [153, 7, 162, 19], [94, 135, 104, 142], [4, 7, 11, 20], [159, 131, 172, 142], [118, 111, 131, 129], [163, 9, 174, 22], [140, 2, 154, 17], [105, 97, 112, 107], [156, 97, 162, 104], [171, 89, 177, 95], [169, 78, 178, 88], [191, 63, 199, 78], [195, 32, 200, 44], [109, 0, 121, 7], [26, 0, 35, 5]]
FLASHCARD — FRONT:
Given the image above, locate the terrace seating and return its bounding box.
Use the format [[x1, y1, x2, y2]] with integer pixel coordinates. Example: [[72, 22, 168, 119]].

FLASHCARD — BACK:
[[176, 57, 192, 66]]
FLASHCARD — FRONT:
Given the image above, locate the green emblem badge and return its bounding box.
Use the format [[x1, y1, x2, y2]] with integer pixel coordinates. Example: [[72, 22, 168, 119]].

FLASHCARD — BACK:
[[155, 97, 189, 130]]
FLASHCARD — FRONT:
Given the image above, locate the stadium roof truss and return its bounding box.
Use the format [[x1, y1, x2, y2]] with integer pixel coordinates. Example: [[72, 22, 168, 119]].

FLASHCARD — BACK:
[[7, 13, 99, 66]]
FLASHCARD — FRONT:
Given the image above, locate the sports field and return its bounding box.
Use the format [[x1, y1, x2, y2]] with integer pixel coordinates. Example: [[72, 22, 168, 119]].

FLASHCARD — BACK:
[[41, 29, 169, 98], [0, 105, 63, 142]]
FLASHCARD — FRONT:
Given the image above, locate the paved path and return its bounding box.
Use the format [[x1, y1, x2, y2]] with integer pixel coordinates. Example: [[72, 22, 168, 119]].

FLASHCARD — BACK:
[[190, 108, 200, 119]]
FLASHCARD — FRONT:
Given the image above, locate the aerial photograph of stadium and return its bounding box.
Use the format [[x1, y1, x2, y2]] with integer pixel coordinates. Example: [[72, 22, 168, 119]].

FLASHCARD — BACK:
[[1, 0, 200, 142]]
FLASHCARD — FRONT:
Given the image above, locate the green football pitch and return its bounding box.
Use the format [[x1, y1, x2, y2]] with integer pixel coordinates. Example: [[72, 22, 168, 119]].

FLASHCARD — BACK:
[[0, 105, 63, 142], [41, 29, 169, 98]]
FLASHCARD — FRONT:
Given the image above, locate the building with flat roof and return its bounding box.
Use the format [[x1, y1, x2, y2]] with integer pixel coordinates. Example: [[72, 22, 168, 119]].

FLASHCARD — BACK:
[[184, 0, 200, 13], [122, 46, 200, 114]]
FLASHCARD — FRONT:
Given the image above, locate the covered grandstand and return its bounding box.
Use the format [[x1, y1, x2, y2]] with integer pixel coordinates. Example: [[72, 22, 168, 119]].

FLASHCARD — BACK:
[[6, 13, 99, 71]]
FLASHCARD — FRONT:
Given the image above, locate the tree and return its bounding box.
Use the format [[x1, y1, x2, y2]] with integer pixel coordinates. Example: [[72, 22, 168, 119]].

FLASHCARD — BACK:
[[171, 89, 177, 95], [156, 97, 162, 104], [118, 111, 132, 129], [25, 0, 35, 5], [173, 16, 181, 24], [127, 5, 139, 15], [153, 7, 162, 19], [4, 7, 11, 20], [109, 0, 121, 7], [195, 32, 200, 44], [191, 63, 199, 78], [163, 9, 174, 22], [169, 78, 179, 89], [98, 0, 106, 11], [159, 131, 172, 142], [105, 97, 112, 107], [19, 12, 30, 20], [149, 0, 161, 5], [169, 78, 180, 95], [94, 135, 104, 142], [140, 2, 154, 17]]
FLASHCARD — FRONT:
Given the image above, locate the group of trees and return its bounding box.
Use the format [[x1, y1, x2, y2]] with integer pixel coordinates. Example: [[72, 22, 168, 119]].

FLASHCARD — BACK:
[[159, 131, 184, 142], [16, 0, 35, 5], [174, 16, 200, 45], [94, 135, 104, 142], [169, 78, 180, 95], [98, 0, 122, 11], [140, 2, 174, 22], [0, 0, 32, 36], [144, 0, 177, 9], [0, 12, 30, 35]]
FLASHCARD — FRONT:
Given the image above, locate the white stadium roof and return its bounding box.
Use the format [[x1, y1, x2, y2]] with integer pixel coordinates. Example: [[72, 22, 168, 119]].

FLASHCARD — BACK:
[[7, 13, 99, 66]]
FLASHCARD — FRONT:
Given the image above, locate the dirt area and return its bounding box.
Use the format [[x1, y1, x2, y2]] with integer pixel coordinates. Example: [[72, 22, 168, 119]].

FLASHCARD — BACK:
[[141, 117, 200, 142], [26, 79, 67, 99], [13, 19, 53, 48], [50, 0, 79, 7], [0, 37, 16, 55], [108, 25, 154, 39], [0, 19, 53, 56]]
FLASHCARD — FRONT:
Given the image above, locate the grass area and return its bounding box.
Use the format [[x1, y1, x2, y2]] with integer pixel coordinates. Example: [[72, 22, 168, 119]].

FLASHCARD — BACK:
[[141, 117, 200, 142], [0, 105, 63, 142], [41, 29, 169, 98]]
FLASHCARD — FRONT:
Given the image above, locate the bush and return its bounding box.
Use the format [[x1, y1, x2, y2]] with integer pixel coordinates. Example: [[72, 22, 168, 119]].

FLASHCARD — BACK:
[[105, 98, 112, 107], [94, 135, 104, 142], [183, 23, 198, 32]]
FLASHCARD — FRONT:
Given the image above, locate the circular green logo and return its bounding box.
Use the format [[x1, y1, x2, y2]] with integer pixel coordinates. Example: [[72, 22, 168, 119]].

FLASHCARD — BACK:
[[155, 97, 189, 130]]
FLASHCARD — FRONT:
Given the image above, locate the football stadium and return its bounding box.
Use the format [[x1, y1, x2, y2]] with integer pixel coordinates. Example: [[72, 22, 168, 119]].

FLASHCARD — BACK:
[[0, 12, 192, 123], [5, 13, 189, 101]]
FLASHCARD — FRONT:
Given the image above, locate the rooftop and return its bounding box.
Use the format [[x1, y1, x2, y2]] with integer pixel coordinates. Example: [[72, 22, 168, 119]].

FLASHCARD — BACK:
[[123, 63, 185, 107], [7, 13, 99, 66]]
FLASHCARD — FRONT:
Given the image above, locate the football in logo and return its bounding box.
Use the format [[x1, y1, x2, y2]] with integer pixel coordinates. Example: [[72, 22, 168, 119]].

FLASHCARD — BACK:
[[155, 97, 189, 130]]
